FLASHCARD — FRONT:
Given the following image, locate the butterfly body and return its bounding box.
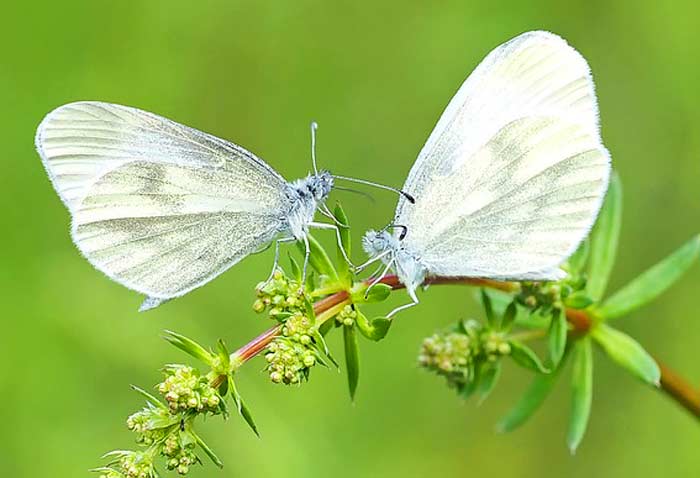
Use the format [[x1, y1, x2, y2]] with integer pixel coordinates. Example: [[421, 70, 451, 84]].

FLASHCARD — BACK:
[[36, 101, 338, 309]]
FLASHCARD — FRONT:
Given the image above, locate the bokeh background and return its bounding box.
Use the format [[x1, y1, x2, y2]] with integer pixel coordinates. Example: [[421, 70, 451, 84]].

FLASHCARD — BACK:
[[2, 1, 700, 477]]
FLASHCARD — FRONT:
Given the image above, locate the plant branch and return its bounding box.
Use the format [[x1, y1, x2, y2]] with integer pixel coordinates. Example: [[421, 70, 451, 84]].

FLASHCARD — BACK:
[[231, 275, 700, 420]]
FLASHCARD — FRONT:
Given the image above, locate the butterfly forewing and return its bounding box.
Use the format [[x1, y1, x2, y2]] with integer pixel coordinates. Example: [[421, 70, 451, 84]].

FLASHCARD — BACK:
[[396, 31, 604, 220], [407, 116, 609, 279], [38, 102, 291, 299], [395, 31, 610, 280], [36, 101, 286, 210]]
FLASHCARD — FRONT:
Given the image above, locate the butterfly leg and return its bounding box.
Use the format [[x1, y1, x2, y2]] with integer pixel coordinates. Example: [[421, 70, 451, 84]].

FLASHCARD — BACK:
[[364, 259, 394, 299], [308, 221, 355, 269], [386, 297, 419, 318], [355, 250, 390, 273], [259, 236, 296, 289], [301, 233, 311, 288]]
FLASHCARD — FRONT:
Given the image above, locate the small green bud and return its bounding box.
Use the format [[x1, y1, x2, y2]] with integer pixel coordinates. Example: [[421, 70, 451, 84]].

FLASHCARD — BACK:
[[253, 299, 265, 313], [497, 342, 511, 355]]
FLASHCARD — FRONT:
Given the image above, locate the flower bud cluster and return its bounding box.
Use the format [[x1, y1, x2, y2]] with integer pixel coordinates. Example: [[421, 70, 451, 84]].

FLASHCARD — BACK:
[[517, 281, 565, 313], [157, 365, 222, 414], [254, 270, 306, 320], [419, 331, 475, 389], [126, 407, 170, 445], [516, 275, 586, 314], [335, 305, 357, 327], [265, 312, 320, 385], [162, 433, 198, 475], [481, 330, 512, 361], [98, 451, 155, 478], [418, 320, 511, 390]]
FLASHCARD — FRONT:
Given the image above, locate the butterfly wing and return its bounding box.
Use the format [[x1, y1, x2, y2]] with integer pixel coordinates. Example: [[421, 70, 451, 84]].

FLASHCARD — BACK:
[[396, 31, 610, 279], [36, 101, 285, 210], [37, 102, 291, 300]]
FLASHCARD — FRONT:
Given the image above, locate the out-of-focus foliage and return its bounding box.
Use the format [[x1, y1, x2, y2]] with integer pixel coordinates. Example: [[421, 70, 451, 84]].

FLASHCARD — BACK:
[[2, 1, 700, 477]]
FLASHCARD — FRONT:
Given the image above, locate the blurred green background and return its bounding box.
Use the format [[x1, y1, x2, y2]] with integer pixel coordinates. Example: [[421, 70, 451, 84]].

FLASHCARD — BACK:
[[2, 1, 700, 477]]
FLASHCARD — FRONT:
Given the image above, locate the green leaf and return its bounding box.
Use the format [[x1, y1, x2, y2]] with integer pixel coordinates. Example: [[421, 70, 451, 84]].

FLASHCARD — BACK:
[[478, 362, 501, 405], [479, 289, 531, 329], [564, 291, 593, 310], [459, 364, 479, 399], [568, 338, 593, 453], [352, 282, 392, 303], [333, 203, 352, 284], [297, 234, 338, 281], [587, 172, 622, 301], [288, 253, 302, 283], [215, 339, 231, 370], [509, 340, 549, 373], [597, 234, 700, 320], [130, 385, 168, 411], [481, 289, 496, 328], [567, 238, 590, 274], [501, 301, 517, 332], [162, 330, 213, 366], [343, 324, 360, 401], [313, 331, 339, 368], [591, 324, 660, 385], [228, 376, 259, 437], [355, 308, 392, 341], [496, 351, 566, 432], [548, 310, 568, 367], [192, 431, 224, 468]]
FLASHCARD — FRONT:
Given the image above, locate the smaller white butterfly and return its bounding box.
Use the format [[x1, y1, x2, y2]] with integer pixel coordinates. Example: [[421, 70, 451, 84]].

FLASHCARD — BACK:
[[361, 31, 611, 316], [36, 102, 410, 311]]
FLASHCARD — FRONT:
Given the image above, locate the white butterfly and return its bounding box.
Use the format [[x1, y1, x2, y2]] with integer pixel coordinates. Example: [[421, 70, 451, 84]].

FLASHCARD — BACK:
[[361, 31, 611, 316], [36, 102, 408, 311]]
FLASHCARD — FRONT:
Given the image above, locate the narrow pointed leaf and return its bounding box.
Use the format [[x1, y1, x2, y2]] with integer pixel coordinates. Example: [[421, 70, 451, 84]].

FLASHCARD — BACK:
[[548, 310, 568, 367], [288, 253, 302, 283], [343, 324, 360, 401], [587, 172, 622, 300], [497, 351, 566, 432], [192, 431, 224, 468], [130, 385, 168, 410], [297, 234, 338, 281], [459, 365, 479, 399], [509, 341, 549, 373], [228, 376, 259, 436], [239, 399, 259, 437], [598, 234, 700, 320], [481, 289, 496, 328], [591, 324, 660, 385], [162, 330, 213, 366], [478, 362, 501, 404], [479, 289, 533, 328], [568, 338, 593, 453], [216, 339, 231, 370], [501, 301, 517, 331], [567, 238, 590, 274]]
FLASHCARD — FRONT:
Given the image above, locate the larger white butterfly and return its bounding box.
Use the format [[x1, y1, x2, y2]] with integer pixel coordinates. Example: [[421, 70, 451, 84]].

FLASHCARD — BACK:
[[36, 102, 409, 310], [361, 31, 611, 316]]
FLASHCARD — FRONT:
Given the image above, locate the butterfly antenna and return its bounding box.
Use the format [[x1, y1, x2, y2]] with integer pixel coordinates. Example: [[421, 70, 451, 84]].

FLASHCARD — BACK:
[[334, 186, 376, 204], [333, 175, 415, 204], [310, 121, 319, 174]]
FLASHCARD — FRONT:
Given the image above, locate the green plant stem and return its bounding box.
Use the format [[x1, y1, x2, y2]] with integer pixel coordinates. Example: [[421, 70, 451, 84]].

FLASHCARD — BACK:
[[231, 275, 700, 420]]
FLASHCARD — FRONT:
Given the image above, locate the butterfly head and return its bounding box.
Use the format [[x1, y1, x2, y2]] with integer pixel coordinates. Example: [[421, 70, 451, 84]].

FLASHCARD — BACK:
[[362, 229, 400, 260], [306, 170, 334, 201]]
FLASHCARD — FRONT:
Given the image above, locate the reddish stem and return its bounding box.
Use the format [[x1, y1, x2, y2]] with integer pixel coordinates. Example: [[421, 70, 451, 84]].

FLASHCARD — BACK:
[[233, 274, 700, 419]]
